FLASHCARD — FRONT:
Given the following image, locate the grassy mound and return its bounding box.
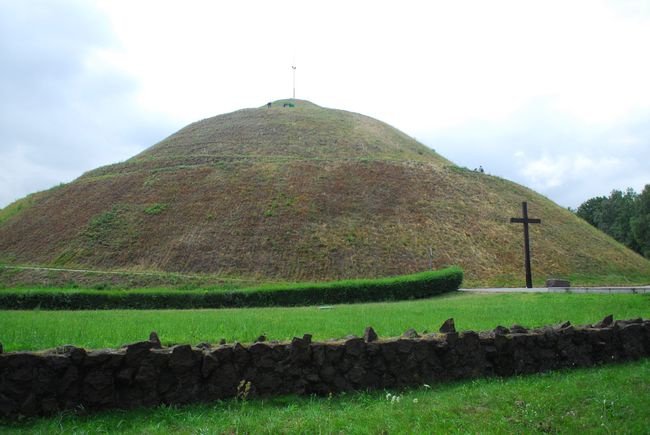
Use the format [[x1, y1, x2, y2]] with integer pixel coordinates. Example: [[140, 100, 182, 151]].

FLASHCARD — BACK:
[[1, 100, 649, 285], [0, 264, 260, 290], [0, 266, 462, 310]]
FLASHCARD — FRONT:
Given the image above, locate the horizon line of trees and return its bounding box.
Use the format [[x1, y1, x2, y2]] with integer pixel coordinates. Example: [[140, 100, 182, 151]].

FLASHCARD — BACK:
[[575, 184, 650, 259]]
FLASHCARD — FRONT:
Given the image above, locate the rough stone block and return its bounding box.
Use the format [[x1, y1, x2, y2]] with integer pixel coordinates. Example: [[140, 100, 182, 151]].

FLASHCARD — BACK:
[[363, 327, 378, 342], [439, 318, 456, 333]]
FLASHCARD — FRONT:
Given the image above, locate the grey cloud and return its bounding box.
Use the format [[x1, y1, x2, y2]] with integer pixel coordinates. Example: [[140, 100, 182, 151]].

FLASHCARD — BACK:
[[418, 102, 650, 208], [0, 1, 175, 207]]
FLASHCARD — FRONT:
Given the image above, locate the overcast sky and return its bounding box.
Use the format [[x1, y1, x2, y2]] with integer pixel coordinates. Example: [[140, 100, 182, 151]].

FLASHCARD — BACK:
[[1, 0, 649, 209]]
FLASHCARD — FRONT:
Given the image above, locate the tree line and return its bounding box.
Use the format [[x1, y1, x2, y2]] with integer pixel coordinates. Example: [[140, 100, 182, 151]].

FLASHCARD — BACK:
[[576, 184, 650, 258]]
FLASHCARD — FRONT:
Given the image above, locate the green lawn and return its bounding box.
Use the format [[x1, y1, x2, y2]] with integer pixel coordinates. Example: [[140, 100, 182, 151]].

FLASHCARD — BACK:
[[1, 292, 649, 433], [2, 359, 649, 434], [1, 292, 648, 352]]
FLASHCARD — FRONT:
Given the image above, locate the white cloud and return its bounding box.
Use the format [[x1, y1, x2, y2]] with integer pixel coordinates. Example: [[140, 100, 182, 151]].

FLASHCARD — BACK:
[[95, 0, 650, 130], [0, 146, 75, 206], [517, 153, 623, 190], [0, 1, 174, 208], [515, 151, 646, 207], [1, 0, 649, 209], [419, 101, 650, 207]]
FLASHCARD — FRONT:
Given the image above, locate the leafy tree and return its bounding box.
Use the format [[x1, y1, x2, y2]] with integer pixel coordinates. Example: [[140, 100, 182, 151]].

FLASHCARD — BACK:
[[576, 196, 607, 227], [601, 189, 638, 249], [631, 185, 650, 257], [576, 186, 647, 258]]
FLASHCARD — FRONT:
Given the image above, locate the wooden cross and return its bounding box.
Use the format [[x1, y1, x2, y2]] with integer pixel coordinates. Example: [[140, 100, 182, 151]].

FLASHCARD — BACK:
[[510, 201, 541, 288]]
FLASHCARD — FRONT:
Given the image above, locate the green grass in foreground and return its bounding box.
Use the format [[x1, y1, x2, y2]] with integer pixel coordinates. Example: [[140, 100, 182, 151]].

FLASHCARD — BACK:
[[2, 359, 649, 434], [1, 292, 648, 351], [1, 293, 649, 432]]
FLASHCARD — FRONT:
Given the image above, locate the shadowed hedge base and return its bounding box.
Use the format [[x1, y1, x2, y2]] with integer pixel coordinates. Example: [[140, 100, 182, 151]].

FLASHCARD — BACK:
[[0, 316, 648, 419], [0, 267, 462, 310]]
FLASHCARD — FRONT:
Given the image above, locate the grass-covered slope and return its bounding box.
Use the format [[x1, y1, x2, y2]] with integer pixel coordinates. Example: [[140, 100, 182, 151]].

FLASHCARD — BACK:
[[0, 100, 649, 285]]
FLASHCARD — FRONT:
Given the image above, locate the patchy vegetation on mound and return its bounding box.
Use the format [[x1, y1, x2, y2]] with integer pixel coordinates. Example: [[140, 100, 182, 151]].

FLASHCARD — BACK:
[[0, 101, 649, 285]]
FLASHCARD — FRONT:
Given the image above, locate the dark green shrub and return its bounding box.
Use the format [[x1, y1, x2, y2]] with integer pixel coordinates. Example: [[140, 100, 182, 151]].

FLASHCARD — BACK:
[[0, 267, 463, 310]]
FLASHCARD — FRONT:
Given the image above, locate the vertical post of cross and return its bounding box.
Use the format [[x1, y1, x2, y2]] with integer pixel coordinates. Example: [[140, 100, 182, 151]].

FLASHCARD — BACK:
[[292, 65, 296, 99], [522, 202, 533, 287], [510, 201, 541, 288]]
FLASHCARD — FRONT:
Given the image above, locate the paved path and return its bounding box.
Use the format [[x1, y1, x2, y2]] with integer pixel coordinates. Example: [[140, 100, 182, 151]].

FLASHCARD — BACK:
[[460, 286, 650, 294]]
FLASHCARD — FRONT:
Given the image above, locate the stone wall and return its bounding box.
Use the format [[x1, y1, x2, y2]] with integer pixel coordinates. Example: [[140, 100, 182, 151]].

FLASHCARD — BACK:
[[1, 316, 649, 418]]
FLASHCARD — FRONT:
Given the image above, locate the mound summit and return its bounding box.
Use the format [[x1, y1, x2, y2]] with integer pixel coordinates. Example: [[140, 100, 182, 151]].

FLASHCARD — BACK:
[[1, 99, 649, 285]]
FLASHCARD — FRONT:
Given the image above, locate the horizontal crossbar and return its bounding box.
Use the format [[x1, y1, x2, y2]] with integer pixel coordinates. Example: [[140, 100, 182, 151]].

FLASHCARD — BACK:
[[510, 218, 541, 224]]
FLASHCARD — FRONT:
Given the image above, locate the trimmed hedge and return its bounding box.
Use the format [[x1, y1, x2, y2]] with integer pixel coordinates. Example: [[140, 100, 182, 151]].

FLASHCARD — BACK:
[[0, 267, 462, 310]]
